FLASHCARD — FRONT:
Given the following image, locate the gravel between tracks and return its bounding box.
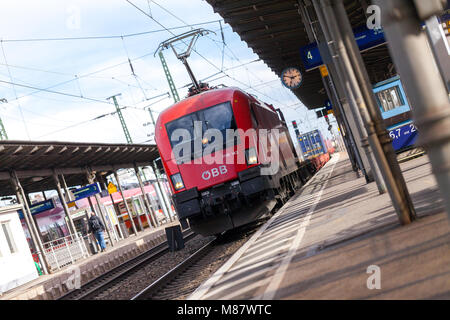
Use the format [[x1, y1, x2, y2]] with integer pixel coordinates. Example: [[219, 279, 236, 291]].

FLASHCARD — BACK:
[[93, 230, 253, 300], [93, 235, 213, 300], [158, 232, 253, 300]]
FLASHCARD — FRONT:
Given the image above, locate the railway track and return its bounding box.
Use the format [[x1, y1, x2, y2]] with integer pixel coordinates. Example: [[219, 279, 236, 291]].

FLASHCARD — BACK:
[[58, 230, 196, 300], [131, 238, 217, 300], [131, 221, 267, 300]]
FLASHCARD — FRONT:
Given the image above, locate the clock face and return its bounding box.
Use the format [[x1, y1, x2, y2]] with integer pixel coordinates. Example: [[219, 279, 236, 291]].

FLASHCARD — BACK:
[[281, 67, 303, 89]]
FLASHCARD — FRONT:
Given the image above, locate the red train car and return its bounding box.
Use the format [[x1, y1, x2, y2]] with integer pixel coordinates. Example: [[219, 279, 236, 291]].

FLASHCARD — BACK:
[[155, 87, 313, 236]]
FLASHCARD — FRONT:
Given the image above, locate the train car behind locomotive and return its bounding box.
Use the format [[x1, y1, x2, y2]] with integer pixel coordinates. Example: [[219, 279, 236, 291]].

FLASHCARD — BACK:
[[155, 86, 313, 236]]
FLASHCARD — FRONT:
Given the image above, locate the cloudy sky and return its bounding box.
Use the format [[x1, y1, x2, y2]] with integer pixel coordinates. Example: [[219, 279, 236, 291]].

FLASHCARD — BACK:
[[0, 0, 336, 145]]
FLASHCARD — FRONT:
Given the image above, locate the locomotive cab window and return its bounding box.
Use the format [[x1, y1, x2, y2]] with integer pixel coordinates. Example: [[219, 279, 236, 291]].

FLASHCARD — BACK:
[[166, 101, 238, 162], [375, 85, 405, 112]]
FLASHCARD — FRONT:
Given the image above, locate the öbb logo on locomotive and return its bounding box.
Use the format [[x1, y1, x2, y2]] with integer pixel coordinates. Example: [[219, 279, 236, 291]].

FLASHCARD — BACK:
[[201, 165, 228, 180]]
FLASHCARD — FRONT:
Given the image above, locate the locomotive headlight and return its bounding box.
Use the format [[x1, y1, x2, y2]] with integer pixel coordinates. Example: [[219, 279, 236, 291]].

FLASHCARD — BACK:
[[245, 148, 258, 166], [171, 173, 185, 191]]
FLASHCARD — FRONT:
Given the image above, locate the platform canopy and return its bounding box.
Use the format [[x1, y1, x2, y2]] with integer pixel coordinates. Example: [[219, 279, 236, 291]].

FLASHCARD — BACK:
[[206, 0, 395, 110], [0, 140, 160, 196]]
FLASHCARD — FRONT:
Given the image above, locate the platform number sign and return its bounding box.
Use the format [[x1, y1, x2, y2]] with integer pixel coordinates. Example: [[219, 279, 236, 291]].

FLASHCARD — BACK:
[[388, 123, 418, 151]]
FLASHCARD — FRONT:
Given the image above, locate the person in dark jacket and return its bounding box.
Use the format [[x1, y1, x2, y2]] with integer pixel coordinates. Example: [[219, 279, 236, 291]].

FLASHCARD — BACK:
[[88, 212, 107, 252]]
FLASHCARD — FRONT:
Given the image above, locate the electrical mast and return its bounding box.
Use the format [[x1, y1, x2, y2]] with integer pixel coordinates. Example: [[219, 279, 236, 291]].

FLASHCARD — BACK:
[[107, 94, 133, 144], [0, 98, 9, 140], [158, 51, 180, 103]]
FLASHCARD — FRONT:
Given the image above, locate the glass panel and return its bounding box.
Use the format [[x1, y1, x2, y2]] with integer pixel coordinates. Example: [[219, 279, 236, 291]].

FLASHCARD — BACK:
[[375, 85, 404, 112], [165, 101, 238, 160], [2, 222, 17, 254], [166, 113, 197, 150], [203, 102, 237, 133]]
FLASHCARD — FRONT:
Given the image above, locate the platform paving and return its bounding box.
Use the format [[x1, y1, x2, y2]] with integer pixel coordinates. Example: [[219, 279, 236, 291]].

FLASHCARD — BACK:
[[1, 220, 180, 300], [189, 152, 450, 300]]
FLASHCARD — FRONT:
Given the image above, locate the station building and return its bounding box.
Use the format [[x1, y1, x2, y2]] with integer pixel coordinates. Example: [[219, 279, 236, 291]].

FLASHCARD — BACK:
[[0, 140, 176, 295]]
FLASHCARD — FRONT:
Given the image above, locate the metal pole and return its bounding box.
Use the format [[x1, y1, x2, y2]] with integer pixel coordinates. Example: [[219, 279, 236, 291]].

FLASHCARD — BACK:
[[330, 55, 386, 192], [131, 196, 145, 231], [320, 0, 416, 224], [134, 163, 158, 228], [10, 171, 49, 274], [114, 170, 138, 235], [424, 16, 450, 93], [60, 174, 74, 201], [326, 72, 366, 175], [312, 0, 386, 193], [374, 0, 450, 219], [300, 0, 370, 177], [52, 171, 78, 238], [152, 162, 175, 222], [85, 169, 116, 246], [108, 191, 124, 240], [99, 175, 124, 240]]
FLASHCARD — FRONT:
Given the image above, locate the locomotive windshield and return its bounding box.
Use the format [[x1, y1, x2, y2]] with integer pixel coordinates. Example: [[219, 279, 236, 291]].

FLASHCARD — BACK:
[[166, 101, 238, 161]]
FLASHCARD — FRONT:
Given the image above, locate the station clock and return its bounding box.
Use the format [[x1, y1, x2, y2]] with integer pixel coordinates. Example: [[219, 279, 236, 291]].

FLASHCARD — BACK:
[[281, 67, 303, 89]]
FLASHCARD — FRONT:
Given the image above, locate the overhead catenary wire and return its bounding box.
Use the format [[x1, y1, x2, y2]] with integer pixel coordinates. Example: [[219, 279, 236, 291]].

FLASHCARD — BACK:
[[5, 49, 161, 104], [125, 0, 306, 115], [0, 20, 224, 43], [35, 102, 162, 139], [1, 2, 309, 141], [1, 41, 31, 139]]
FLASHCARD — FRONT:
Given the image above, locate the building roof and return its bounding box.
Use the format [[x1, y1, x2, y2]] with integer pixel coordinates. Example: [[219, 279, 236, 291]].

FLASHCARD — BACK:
[[0, 140, 160, 196], [206, 0, 395, 110]]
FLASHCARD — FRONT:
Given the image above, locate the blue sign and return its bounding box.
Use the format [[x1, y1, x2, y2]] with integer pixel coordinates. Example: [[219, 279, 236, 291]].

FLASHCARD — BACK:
[[300, 26, 386, 71], [300, 43, 322, 71], [72, 183, 101, 201], [389, 122, 418, 151], [18, 199, 55, 219], [325, 99, 332, 111]]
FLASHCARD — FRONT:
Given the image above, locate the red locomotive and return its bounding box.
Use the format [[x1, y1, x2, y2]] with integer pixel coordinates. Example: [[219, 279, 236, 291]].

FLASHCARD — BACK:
[[155, 86, 316, 236]]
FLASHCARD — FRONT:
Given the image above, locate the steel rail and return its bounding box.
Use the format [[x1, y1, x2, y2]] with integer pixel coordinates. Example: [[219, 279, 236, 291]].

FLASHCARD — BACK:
[[131, 238, 217, 300], [58, 230, 195, 300]]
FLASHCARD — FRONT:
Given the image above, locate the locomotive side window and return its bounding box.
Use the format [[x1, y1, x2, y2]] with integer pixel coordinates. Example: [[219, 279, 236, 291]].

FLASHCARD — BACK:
[[250, 105, 259, 128], [375, 85, 405, 112]]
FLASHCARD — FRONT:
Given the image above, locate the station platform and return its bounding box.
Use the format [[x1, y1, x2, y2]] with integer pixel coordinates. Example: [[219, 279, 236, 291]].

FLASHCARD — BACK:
[[189, 152, 450, 300], [0, 220, 180, 300]]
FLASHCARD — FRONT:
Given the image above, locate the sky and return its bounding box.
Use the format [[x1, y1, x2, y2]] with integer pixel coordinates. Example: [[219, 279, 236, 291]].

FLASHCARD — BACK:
[[0, 0, 337, 146]]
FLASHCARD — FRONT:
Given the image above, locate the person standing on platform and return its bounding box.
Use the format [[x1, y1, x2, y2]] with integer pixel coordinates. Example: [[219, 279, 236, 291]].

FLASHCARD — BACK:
[[88, 212, 107, 252]]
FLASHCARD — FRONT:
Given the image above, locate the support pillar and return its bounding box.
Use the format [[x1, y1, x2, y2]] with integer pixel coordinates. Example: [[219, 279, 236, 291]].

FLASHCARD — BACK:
[[299, 0, 372, 179], [134, 163, 158, 228], [318, 0, 416, 224], [60, 174, 73, 201], [85, 169, 115, 246], [151, 164, 173, 222], [114, 169, 138, 235], [311, 0, 386, 192], [374, 0, 450, 219], [99, 175, 124, 240], [52, 170, 78, 237], [10, 171, 49, 274]]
